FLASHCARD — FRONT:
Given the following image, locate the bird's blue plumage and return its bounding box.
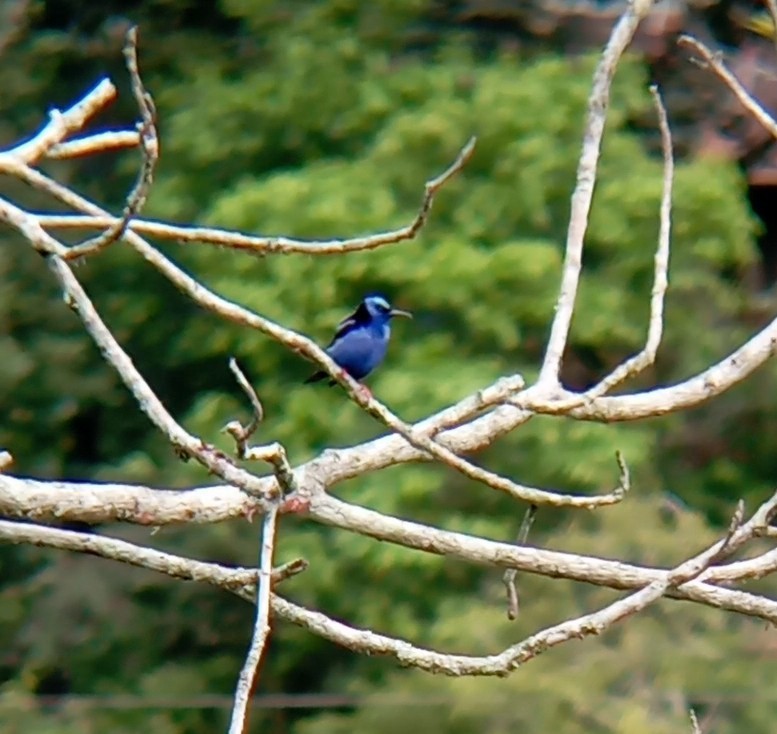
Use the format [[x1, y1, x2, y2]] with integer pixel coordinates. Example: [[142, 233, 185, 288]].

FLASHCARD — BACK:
[[305, 295, 411, 385]]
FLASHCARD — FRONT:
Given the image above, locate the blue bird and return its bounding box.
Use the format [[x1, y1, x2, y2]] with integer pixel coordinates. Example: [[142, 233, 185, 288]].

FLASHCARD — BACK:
[[305, 294, 411, 388]]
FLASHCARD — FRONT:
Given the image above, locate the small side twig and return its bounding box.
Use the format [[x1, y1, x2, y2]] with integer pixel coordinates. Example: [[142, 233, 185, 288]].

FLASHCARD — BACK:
[[223, 357, 264, 457], [689, 707, 702, 734], [228, 506, 279, 734], [270, 558, 308, 586], [48, 131, 141, 159], [63, 27, 158, 262], [222, 358, 296, 498], [581, 85, 674, 400], [766, 0, 777, 55], [678, 35, 777, 142], [503, 504, 537, 620]]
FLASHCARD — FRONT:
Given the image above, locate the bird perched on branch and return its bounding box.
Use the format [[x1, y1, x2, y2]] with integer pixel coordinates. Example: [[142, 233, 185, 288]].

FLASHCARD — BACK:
[[305, 294, 411, 390]]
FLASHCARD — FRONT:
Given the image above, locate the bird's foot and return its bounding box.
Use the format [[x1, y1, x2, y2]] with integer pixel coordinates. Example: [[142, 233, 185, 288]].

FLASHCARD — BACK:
[[282, 495, 311, 514]]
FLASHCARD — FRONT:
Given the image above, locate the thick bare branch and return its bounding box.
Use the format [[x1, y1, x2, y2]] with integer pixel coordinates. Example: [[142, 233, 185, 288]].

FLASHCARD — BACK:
[[4, 476, 777, 624], [503, 503, 537, 620], [0, 519, 306, 594]]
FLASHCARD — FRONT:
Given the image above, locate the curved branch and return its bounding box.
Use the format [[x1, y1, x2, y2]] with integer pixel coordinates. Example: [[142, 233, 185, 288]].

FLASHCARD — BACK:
[[539, 0, 655, 386], [36, 137, 476, 257]]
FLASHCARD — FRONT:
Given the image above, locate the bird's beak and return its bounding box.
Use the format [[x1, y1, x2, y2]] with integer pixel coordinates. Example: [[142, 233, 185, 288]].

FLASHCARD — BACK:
[[390, 308, 412, 319]]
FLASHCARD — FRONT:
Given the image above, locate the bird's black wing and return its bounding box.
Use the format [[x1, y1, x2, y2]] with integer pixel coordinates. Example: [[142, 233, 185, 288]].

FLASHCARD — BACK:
[[328, 301, 371, 346]]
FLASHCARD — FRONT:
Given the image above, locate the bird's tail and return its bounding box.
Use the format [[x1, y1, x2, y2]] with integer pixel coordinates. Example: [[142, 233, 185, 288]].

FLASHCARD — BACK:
[[304, 371, 327, 384]]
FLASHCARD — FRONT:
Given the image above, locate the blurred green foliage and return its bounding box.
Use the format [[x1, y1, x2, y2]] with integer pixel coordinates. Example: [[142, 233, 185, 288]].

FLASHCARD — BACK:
[[1, 0, 776, 732]]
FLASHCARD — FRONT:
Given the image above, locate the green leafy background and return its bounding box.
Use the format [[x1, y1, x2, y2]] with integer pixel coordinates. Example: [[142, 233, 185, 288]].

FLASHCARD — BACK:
[[1, 1, 775, 732]]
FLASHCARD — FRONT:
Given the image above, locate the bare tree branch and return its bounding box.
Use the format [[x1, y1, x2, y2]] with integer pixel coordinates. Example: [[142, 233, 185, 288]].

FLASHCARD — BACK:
[[229, 507, 279, 734], [3, 0, 777, 705], [274, 508, 757, 675], [2, 79, 117, 164], [47, 131, 141, 159], [0, 499, 768, 680], [63, 27, 159, 262], [577, 85, 673, 400], [37, 137, 476, 256], [9, 146, 777, 512], [8, 157, 625, 510], [678, 34, 777, 141], [4, 476, 777, 625], [503, 503, 537, 620], [538, 0, 656, 387]]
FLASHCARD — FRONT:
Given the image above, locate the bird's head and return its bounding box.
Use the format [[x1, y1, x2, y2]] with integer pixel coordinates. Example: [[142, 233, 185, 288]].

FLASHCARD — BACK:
[[363, 294, 412, 322]]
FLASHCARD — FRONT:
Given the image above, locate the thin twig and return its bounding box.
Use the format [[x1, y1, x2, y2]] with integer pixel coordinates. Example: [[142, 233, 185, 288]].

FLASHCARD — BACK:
[[47, 131, 141, 159], [503, 504, 537, 620], [228, 506, 279, 734], [40, 137, 475, 257], [223, 357, 264, 457], [689, 708, 702, 734], [678, 35, 777, 141], [579, 85, 673, 399], [221, 358, 296, 497], [0, 518, 305, 591], [63, 27, 158, 262], [538, 0, 655, 387]]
